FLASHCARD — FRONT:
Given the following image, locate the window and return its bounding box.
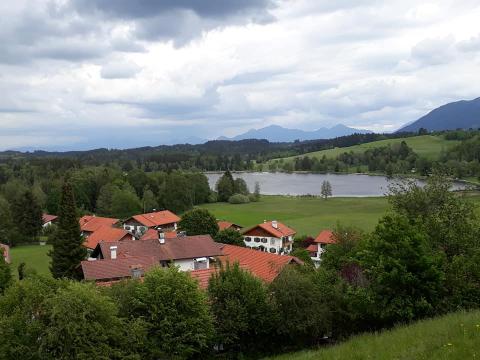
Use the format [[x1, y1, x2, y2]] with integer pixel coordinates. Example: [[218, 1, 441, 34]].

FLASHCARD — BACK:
[[245, 237, 251, 242], [254, 237, 261, 243], [261, 237, 267, 243], [270, 238, 275, 245], [269, 248, 276, 253]]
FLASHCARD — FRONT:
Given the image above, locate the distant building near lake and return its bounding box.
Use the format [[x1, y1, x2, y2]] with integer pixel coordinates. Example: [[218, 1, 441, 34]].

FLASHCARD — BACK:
[[242, 220, 296, 255], [217, 220, 243, 232], [80, 215, 119, 238], [42, 214, 58, 228], [307, 230, 336, 267], [123, 210, 180, 237]]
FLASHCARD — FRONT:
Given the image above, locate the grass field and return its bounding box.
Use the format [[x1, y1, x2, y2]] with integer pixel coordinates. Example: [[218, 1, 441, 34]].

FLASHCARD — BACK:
[[201, 195, 390, 235], [269, 135, 459, 166], [266, 310, 480, 360], [9, 244, 52, 277]]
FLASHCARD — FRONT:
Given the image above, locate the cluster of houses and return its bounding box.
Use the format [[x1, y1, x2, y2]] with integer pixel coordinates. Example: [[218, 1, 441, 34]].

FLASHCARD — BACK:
[[37, 209, 336, 287]]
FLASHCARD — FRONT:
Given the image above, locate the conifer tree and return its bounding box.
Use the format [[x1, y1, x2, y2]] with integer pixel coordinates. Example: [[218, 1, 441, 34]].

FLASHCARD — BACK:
[[49, 180, 86, 279]]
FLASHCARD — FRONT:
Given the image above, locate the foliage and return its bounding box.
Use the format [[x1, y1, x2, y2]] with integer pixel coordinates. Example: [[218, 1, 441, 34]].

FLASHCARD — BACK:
[[214, 228, 245, 247], [228, 193, 250, 204], [0, 256, 11, 295], [49, 181, 87, 279], [178, 208, 219, 237], [233, 178, 249, 195], [290, 248, 314, 267], [216, 170, 235, 202], [10, 190, 43, 243], [253, 181, 261, 201], [321, 180, 332, 199], [0, 197, 16, 247], [208, 262, 274, 355]]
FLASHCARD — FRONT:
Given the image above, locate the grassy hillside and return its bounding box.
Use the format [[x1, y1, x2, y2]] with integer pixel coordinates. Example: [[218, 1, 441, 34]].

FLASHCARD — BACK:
[[10, 244, 52, 277], [267, 310, 480, 360], [269, 135, 459, 165]]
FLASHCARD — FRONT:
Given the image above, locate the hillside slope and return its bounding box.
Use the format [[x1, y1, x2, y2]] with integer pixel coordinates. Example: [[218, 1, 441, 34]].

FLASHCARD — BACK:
[[269, 135, 458, 165], [399, 97, 480, 132], [267, 310, 480, 360]]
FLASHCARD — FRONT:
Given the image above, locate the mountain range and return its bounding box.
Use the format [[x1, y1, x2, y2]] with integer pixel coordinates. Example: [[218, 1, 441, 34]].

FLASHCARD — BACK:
[[398, 97, 480, 132], [218, 124, 371, 142]]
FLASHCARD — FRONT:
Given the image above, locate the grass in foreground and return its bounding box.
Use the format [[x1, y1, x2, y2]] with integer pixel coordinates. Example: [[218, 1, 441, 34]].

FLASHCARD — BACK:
[[201, 196, 390, 235], [269, 135, 459, 165], [10, 244, 52, 277], [267, 311, 480, 360]]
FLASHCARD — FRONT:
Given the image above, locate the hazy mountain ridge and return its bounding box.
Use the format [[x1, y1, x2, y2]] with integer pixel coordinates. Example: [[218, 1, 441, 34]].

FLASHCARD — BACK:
[[398, 97, 480, 132], [219, 124, 372, 142]]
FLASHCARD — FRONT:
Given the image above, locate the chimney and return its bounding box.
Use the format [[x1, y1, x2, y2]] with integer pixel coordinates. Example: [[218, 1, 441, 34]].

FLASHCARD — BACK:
[[272, 220, 278, 229], [158, 230, 165, 244], [110, 245, 117, 260]]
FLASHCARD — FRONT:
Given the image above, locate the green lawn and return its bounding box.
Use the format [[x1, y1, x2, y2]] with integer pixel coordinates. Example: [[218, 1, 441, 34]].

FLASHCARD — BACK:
[[10, 244, 52, 277], [269, 135, 459, 166], [201, 196, 390, 236], [266, 310, 480, 360]]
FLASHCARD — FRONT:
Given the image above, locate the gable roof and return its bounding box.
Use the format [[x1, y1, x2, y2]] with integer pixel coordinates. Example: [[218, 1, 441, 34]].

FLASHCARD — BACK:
[[128, 210, 180, 228], [80, 215, 119, 233], [81, 256, 158, 281], [98, 235, 222, 261], [84, 226, 132, 250], [244, 221, 296, 238], [314, 230, 335, 244], [218, 221, 242, 231], [42, 214, 58, 224], [218, 244, 302, 283], [139, 228, 178, 241]]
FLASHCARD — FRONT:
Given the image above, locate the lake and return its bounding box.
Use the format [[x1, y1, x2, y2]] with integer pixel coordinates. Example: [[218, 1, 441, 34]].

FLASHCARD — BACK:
[[205, 172, 467, 197]]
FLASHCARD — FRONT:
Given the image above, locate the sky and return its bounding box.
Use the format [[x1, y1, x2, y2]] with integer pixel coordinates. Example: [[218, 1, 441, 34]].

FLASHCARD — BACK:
[[1, 0, 479, 151]]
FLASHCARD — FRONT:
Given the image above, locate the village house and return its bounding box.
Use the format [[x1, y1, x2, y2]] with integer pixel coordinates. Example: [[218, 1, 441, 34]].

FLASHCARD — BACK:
[[217, 221, 243, 232], [81, 233, 222, 284], [307, 230, 335, 267], [242, 220, 296, 254], [123, 210, 180, 237], [84, 225, 134, 252], [0, 243, 10, 264], [42, 214, 58, 228], [80, 215, 119, 238]]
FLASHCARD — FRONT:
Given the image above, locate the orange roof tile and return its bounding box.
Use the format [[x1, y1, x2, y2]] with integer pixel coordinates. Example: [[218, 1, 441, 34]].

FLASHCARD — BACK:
[[80, 216, 119, 233], [42, 214, 58, 224], [306, 244, 318, 252], [84, 226, 133, 250], [314, 230, 335, 244], [130, 210, 180, 228], [218, 244, 302, 283], [139, 228, 178, 241], [244, 221, 296, 238], [217, 221, 242, 231]]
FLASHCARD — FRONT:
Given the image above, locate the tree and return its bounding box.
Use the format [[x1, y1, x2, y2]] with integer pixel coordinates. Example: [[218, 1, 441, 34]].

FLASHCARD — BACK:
[[49, 180, 87, 279], [321, 180, 332, 199], [214, 228, 245, 247], [215, 170, 235, 202], [111, 268, 214, 359], [0, 256, 11, 295], [290, 248, 314, 267], [141, 187, 158, 213], [233, 178, 249, 195], [359, 215, 444, 327], [164, 172, 194, 213], [95, 183, 119, 216], [11, 190, 43, 243], [0, 197, 17, 247], [179, 208, 219, 237], [110, 188, 142, 219], [269, 267, 329, 347], [208, 263, 274, 355], [253, 181, 261, 201]]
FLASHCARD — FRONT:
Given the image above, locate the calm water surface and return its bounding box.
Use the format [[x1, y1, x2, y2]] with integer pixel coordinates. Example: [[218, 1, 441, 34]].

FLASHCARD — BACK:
[[205, 172, 466, 197]]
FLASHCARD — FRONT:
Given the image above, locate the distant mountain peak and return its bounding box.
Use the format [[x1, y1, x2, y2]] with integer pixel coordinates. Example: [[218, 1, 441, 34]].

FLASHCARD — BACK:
[[218, 124, 372, 142], [397, 97, 480, 133]]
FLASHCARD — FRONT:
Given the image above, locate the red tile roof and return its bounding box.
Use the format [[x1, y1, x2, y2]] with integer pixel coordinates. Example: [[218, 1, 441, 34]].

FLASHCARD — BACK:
[[99, 235, 222, 261], [218, 221, 242, 231], [306, 244, 318, 252], [314, 230, 335, 244], [139, 228, 178, 241], [129, 210, 180, 228], [42, 214, 58, 224], [82, 256, 158, 281], [188, 263, 250, 289], [1, 243, 10, 264], [84, 226, 133, 250], [218, 244, 302, 283], [80, 216, 119, 233], [244, 221, 296, 238]]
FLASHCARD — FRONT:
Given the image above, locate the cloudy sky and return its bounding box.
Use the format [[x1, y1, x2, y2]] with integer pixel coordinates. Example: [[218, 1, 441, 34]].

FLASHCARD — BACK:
[[1, 0, 479, 150]]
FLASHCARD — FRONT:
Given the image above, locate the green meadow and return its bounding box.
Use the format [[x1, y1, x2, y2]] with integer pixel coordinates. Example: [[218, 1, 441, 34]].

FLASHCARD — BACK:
[[9, 244, 52, 277], [266, 310, 480, 360]]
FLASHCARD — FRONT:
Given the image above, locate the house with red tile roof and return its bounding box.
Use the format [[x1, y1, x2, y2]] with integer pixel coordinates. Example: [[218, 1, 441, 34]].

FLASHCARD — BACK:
[[81, 234, 223, 284], [79, 215, 119, 237], [42, 214, 58, 227], [1, 243, 10, 264], [123, 210, 180, 237], [307, 230, 336, 267], [83, 225, 134, 251], [217, 221, 243, 232], [242, 220, 296, 255], [139, 228, 178, 241]]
